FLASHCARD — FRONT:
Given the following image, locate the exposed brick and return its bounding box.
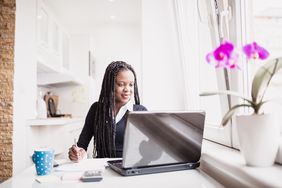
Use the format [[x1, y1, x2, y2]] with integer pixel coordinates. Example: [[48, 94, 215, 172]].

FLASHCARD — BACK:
[[0, 0, 15, 181]]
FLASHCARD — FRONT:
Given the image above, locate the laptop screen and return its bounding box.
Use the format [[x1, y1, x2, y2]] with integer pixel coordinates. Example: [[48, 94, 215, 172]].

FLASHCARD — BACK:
[[122, 111, 205, 168]]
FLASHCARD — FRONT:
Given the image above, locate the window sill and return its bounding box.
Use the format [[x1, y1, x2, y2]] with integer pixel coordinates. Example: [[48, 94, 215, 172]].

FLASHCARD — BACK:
[[275, 136, 282, 164], [201, 140, 282, 187]]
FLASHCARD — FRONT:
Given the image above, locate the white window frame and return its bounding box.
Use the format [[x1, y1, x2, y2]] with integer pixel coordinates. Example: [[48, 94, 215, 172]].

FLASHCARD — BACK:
[[200, 0, 249, 148], [230, 0, 253, 149]]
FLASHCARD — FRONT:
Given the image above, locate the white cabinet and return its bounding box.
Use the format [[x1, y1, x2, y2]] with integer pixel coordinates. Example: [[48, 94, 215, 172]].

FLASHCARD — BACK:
[[36, 0, 81, 87], [62, 32, 70, 70], [50, 21, 60, 54], [36, 0, 60, 69], [37, 7, 48, 47], [37, 61, 82, 86]]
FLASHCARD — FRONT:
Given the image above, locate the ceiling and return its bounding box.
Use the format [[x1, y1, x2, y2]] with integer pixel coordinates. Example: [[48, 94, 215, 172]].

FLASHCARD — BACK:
[[44, 0, 141, 32]]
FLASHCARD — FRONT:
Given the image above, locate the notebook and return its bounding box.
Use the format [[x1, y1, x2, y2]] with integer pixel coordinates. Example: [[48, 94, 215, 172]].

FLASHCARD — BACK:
[[107, 111, 205, 176]]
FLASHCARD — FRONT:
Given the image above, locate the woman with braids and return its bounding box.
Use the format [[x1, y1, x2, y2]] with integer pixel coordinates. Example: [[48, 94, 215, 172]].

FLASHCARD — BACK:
[[68, 61, 147, 161]]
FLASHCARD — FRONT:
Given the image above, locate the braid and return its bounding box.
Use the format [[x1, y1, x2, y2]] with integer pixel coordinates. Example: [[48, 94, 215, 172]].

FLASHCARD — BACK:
[[93, 61, 141, 158]]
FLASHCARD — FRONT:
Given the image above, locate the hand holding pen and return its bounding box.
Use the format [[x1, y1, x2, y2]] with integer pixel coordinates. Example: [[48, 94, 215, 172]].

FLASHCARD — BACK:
[[68, 138, 87, 162]]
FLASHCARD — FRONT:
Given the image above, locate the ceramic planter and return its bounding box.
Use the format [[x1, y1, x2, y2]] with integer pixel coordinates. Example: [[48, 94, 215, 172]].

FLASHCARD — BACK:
[[236, 114, 280, 167]]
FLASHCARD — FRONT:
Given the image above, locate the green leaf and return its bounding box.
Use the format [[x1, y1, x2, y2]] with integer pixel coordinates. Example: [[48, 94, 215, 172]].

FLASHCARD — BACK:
[[221, 104, 252, 126], [200, 90, 252, 104], [253, 100, 269, 114], [251, 57, 282, 103]]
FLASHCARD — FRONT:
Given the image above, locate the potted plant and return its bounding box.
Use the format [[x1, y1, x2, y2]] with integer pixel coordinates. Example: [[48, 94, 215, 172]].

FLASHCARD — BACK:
[[201, 41, 282, 166]]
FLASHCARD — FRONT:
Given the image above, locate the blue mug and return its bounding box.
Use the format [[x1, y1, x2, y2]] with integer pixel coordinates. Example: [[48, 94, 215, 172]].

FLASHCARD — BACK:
[[32, 148, 54, 176]]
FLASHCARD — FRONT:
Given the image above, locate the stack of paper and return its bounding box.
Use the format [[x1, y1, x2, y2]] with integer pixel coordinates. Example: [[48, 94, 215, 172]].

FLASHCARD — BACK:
[[35, 175, 60, 183]]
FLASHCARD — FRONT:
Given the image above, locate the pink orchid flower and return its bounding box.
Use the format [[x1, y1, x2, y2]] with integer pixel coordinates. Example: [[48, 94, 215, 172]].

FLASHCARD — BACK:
[[206, 41, 240, 69], [242, 42, 269, 60]]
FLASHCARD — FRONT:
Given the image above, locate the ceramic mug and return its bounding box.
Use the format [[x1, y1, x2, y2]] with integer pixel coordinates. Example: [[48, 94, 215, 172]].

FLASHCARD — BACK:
[[32, 148, 54, 176]]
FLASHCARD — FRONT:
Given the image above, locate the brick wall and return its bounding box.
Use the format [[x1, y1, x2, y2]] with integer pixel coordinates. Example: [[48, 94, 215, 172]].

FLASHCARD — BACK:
[[0, 0, 16, 182]]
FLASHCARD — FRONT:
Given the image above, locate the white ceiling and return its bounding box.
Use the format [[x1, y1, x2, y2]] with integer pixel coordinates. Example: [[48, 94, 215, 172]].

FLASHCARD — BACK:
[[45, 0, 141, 32]]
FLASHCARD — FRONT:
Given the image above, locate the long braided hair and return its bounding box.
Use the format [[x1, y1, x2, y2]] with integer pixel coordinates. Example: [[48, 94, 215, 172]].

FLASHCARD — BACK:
[[94, 61, 140, 158]]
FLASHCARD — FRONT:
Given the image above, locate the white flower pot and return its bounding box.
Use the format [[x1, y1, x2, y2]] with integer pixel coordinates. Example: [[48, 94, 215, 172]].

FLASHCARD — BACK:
[[236, 114, 280, 167]]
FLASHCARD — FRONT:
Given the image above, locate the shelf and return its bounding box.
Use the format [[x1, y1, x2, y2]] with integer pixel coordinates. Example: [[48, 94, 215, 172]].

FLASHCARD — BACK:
[[37, 61, 83, 87], [27, 117, 83, 126]]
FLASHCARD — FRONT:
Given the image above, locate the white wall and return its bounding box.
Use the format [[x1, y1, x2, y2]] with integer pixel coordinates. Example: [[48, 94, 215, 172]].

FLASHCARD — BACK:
[[52, 23, 142, 118], [89, 23, 142, 102], [51, 35, 94, 118], [63, 0, 188, 113], [53, 84, 92, 118], [69, 0, 190, 111], [69, 35, 91, 82], [142, 0, 186, 110], [13, 0, 37, 175]]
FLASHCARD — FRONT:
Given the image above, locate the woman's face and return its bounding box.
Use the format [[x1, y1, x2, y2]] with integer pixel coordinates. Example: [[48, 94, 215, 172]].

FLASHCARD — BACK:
[[115, 69, 135, 106]]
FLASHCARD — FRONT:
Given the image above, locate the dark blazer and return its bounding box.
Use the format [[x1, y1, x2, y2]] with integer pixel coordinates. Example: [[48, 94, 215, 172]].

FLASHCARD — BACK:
[[77, 102, 147, 157]]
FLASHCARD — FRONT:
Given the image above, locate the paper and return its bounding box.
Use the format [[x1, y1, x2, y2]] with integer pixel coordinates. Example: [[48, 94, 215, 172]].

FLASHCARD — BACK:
[[35, 175, 60, 183], [54, 160, 105, 172], [60, 172, 83, 181]]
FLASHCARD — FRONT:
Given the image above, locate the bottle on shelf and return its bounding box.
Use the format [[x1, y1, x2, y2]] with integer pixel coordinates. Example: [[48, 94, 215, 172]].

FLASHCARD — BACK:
[[36, 91, 47, 119]]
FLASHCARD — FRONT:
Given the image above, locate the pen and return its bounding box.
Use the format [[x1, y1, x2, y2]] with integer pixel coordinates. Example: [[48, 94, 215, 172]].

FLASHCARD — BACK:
[[53, 161, 73, 168], [74, 138, 77, 147], [53, 162, 59, 168], [74, 138, 80, 158]]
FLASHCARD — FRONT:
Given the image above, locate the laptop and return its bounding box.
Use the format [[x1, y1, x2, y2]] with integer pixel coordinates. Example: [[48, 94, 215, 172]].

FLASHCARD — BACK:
[[107, 111, 205, 176]]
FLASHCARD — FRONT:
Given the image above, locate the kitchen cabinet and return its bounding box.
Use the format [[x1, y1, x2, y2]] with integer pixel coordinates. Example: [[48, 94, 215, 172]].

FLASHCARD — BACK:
[[37, 61, 82, 87], [37, 6, 48, 47], [50, 21, 60, 55], [62, 31, 70, 70], [36, 0, 81, 87]]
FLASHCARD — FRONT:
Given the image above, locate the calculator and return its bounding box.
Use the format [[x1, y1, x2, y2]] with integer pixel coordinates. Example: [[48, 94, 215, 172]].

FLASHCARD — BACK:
[[80, 170, 103, 182]]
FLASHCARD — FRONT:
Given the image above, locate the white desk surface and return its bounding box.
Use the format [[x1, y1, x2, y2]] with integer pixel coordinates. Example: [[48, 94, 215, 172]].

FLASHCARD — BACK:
[[0, 158, 223, 188]]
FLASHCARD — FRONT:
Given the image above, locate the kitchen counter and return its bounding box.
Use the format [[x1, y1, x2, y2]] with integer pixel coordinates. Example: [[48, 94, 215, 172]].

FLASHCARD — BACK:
[[27, 117, 84, 126]]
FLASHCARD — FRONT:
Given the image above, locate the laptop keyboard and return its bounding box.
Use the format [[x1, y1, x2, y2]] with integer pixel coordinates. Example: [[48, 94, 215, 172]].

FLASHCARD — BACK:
[[113, 161, 123, 168], [108, 160, 123, 168]]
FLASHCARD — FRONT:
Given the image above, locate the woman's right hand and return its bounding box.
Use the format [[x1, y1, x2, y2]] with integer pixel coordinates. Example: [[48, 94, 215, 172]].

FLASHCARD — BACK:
[[68, 145, 87, 162]]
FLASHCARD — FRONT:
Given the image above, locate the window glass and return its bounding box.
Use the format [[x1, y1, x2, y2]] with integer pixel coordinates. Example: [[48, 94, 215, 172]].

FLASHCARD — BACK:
[[198, 0, 248, 146], [252, 0, 282, 126], [198, 0, 233, 146]]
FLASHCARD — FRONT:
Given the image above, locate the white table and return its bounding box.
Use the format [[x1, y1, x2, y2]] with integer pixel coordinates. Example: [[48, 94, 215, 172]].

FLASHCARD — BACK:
[[0, 158, 223, 188]]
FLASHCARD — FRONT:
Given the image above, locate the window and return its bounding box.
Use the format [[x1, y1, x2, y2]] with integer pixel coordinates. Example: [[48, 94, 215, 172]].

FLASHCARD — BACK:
[[198, 0, 247, 147], [251, 0, 282, 119], [199, 0, 282, 148]]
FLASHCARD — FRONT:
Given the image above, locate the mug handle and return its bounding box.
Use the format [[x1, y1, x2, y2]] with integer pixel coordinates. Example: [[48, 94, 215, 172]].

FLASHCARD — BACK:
[[32, 153, 36, 163]]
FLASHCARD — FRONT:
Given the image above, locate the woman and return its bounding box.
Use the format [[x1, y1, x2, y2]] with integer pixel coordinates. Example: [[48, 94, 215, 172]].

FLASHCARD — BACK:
[[69, 61, 147, 161]]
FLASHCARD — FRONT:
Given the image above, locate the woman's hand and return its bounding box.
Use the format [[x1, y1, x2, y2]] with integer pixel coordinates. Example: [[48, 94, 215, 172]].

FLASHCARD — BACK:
[[68, 145, 87, 162]]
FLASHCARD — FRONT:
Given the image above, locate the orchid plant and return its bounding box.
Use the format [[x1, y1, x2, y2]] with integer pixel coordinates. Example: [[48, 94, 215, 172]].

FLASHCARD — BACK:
[[200, 41, 282, 126]]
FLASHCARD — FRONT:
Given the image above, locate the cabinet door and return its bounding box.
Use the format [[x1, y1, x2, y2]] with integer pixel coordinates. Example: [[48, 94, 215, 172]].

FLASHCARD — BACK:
[[50, 21, 60, 54], [37, 7, 48, 47], [62, 32, 70, 70]]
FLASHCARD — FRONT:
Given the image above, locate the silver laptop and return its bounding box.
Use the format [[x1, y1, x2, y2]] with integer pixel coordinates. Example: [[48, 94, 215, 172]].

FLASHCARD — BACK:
[[107, 111, 205, 176]]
